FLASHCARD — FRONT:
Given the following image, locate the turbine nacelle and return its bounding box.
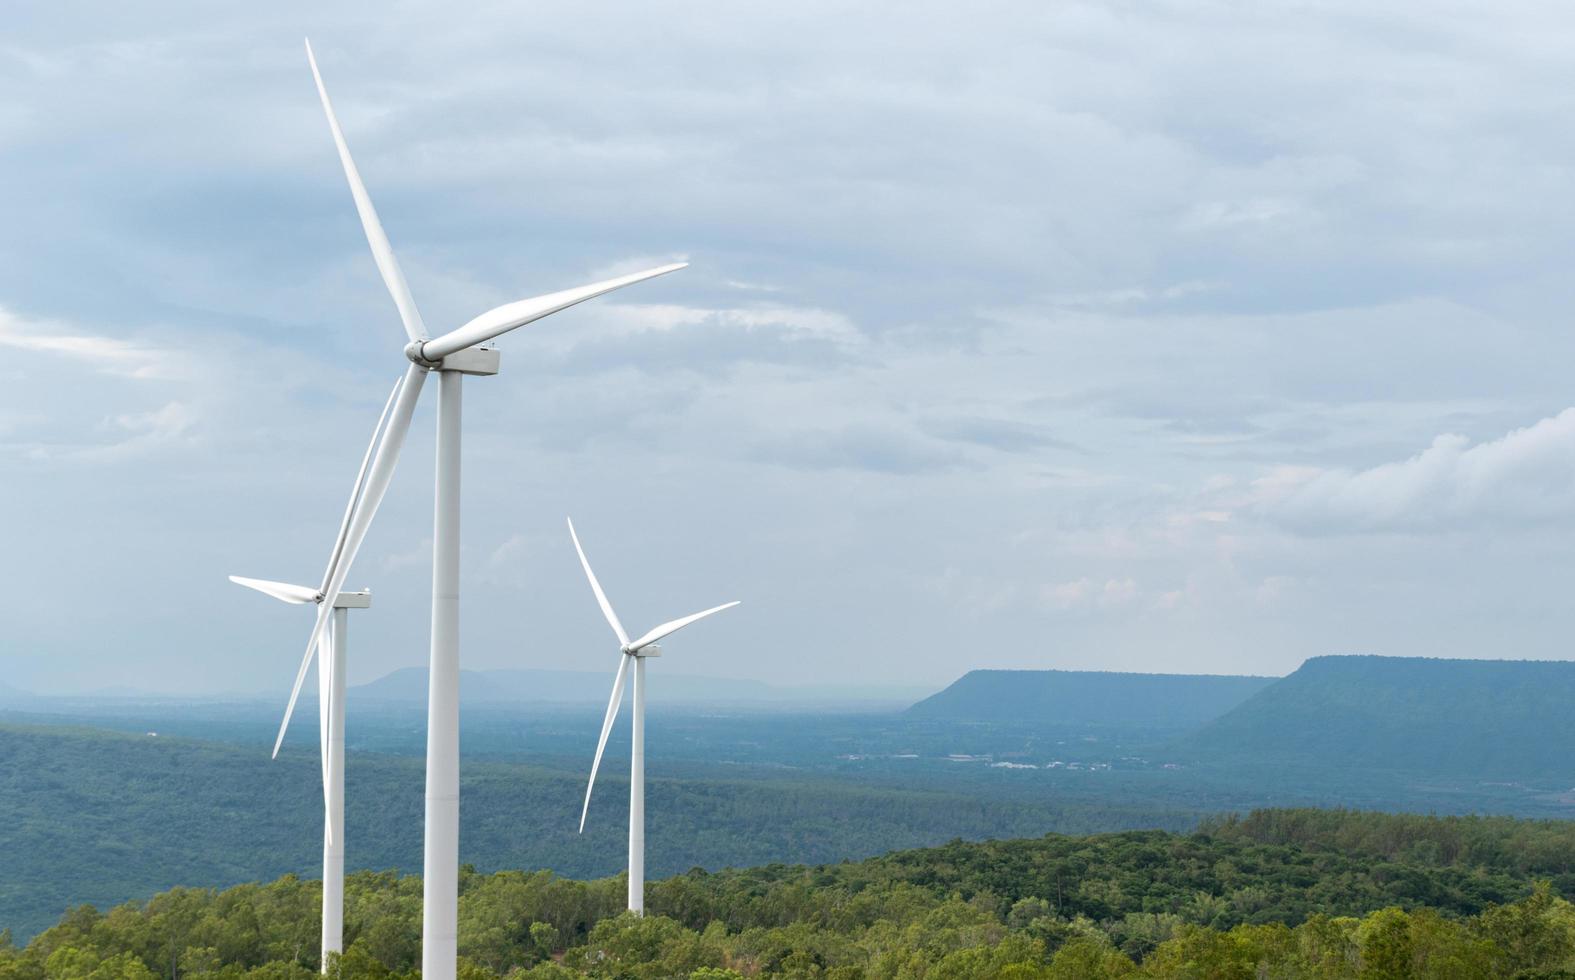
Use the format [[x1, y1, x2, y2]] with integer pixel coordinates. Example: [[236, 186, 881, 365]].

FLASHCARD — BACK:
[[622, 644, 662, 658]]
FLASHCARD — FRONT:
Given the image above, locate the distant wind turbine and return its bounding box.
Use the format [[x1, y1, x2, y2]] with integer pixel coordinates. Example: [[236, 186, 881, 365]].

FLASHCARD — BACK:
[[229, 378, 399, 972], [568, 517, 739, 914], [269, 41, 686, 980], [231, 579, 367, 970]]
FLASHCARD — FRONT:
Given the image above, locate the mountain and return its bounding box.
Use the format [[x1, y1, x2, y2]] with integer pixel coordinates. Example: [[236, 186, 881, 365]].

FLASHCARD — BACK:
[[1181, 655, 1575, 776], [351, 667, 921, 706], [905, 668, 1276, 729]]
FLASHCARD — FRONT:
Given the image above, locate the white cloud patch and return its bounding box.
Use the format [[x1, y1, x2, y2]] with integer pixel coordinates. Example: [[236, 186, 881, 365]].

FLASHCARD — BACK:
[[380, 537, 434, 573], [1253, 409, 1575, 532], [87, 401, 198, 459], [610, 302, 864, 346], [922, 566, 1021, 617], [0, 307, 186, 380], [1041, 577, 1140, 612], [1182, 198, 1314, 232], [22, 401, 200, 462]]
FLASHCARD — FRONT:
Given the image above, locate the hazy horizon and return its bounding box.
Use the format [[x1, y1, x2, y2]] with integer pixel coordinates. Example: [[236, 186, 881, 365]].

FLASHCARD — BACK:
[[0, 663, 937, 702]]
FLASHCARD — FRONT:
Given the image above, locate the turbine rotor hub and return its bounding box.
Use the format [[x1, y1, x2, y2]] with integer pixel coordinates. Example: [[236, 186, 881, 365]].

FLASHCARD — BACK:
[[403, 339, 440, 369]]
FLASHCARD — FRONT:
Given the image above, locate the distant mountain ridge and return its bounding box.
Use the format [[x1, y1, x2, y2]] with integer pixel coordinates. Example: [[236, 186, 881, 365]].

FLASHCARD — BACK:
[[1181, 655, 1575, 776], [906, 668, 1276, 729]]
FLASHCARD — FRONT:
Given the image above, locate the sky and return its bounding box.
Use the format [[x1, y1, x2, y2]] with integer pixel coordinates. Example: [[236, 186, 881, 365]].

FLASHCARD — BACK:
[[5, 0, 1575, 696]]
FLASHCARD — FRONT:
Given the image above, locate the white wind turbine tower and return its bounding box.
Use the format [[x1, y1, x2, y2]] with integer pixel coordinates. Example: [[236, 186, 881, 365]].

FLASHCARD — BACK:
[[267, 41, 686, 980], [568, 518, 739, 914], [232, 579, 368, 970], [228, 378, 401, 972]]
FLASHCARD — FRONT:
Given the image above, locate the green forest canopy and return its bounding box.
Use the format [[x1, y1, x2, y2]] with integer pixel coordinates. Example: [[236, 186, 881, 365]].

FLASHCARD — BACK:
[[10, 808, 1575, 979]]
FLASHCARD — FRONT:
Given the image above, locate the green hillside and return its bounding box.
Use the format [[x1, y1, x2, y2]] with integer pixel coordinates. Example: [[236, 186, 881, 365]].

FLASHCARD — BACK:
[[7, 808, 1575, 978], [0, 723, 1198, 941], [907, 669, 1275, 729], [1181, 655, 1575, 776]]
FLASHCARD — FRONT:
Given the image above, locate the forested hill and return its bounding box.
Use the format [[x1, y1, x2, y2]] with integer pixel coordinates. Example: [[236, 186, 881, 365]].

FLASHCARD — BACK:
[[9, 808, 1575, 978], [906, 669, 1275, 728], [1181, 655, 1575, 776], [0, 722, 1194, 942]]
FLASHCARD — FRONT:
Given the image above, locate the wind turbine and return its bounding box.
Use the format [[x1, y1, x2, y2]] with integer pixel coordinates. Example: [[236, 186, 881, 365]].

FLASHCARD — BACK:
[[231, 579, 368, 971], [568, 518, 739, 914], [229, 377, 401, 972], [269, 41, 686, 980]]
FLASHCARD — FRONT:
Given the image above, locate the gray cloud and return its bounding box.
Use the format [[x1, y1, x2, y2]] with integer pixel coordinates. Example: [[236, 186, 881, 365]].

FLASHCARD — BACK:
[[917, 416, 1084, 455], [749, 425, 964, 475]]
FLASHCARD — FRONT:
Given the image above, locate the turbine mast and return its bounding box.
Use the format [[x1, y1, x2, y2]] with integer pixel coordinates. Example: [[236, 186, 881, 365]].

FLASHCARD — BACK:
[[320, 596, 361, 971], [420, 351, 498, 978], [629, 648, 651, 914]]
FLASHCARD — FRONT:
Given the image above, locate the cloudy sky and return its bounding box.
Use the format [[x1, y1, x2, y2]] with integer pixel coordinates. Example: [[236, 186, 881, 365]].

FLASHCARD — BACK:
[[5, 0, 1575, 696]]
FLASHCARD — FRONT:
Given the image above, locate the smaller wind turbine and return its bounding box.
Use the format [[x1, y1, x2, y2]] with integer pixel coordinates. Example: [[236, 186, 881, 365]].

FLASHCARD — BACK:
[[568, 518, 738, 915], [228, 379, 399, 972], [230, 577, 366, 971]]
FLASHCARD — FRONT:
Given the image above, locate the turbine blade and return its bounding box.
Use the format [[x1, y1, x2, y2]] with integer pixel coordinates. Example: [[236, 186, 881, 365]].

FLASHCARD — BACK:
[[275, 598, 336, 758], [273, 364, 428, 758], [627, 601, 740, 652], [304, 38, 427, 343], [579, 654, 630, 833], [320, 375, 404, 593], [567, 518, 628, 646], [229, 576, 319, 605], [420, 263, 686, 362]]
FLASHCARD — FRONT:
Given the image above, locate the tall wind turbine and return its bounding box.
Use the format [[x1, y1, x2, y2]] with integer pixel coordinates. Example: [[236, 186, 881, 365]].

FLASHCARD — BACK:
[[272, 41, 686, 980], [230, 376, 400, 972], [568, 518, 739, 914]]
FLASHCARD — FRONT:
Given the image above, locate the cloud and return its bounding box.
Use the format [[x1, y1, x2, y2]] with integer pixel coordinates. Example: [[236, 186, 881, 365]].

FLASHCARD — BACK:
[[500, 300, 867, 380], [380, 537, 433, 572], [88, 401, 198, 459], [750, 423, 963, 475], [1252, 409, 1575, 532], [1182, 198, 1314, 232], [18, 401, 200, 463], [1044, 281, 1220, 311], [1040, 577, 1140, 612], [918, 416, 1082, 455], [922, 566, 1021, 617], [0, 307, 185, 380]]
